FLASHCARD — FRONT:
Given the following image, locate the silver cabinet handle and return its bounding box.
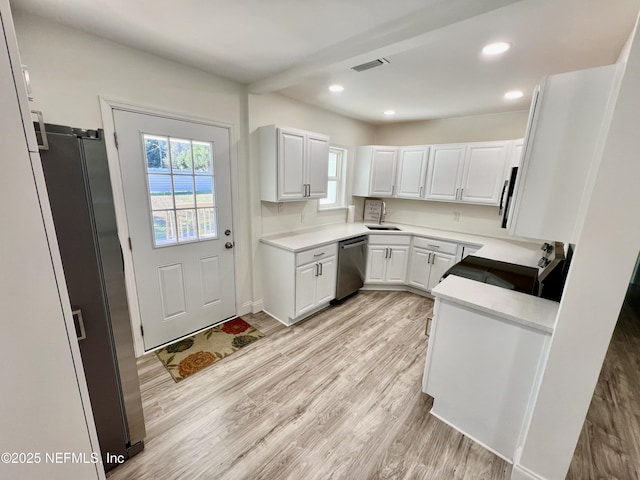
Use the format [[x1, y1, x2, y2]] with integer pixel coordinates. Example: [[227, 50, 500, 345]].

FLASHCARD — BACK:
[[427, 252, 432, 264], [319, 262, 323, 276], [391, 185, 395, 196], [455, 188, 460, 200], [307, 184, 311, 197], [427, 244, 440, 249], [313, 252, 325, 257], [315, 263, 319, 276], [431, 253, 436, 264], [72, 309, 86, 341], [388, 248, 392, 259], [22, 65, 34, 101], [425, 317, 433, 336], [32, 110, 49, 150], [460, 188, 464, 200], [419, 186, 424, 197]]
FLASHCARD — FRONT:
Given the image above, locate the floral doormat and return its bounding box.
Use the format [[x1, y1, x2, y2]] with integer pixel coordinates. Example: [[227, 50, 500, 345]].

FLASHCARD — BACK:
[[155, 318, 264, 382]]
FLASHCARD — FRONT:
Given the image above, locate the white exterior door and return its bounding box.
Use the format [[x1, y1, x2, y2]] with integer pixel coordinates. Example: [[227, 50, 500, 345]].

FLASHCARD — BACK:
[[113, 110, 236, 350], [277, 128, 305, 200], [397, 147, 429, 198], [369, 148, 398, 196], [461, 142, 509, 205], [426, 145, 465, 201]]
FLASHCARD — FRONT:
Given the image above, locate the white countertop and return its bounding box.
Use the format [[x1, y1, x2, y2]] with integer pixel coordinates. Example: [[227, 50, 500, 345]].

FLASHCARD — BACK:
[[431, 275, 558, 334], [260, 222, 543, 270]]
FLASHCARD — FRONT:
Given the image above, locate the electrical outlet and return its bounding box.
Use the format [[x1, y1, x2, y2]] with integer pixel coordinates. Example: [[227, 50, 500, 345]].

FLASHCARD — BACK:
[[453, 211, 461, 222], [278, 203, 283, 214]]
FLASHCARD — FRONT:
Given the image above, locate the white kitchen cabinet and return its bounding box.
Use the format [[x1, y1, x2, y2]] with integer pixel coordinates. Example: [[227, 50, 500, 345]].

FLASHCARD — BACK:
[[408, 237, 457, 292], [509, 64, 624, 242], [0, 1, 104, 477], [259, 124, 329, 202], [426, 142, 510, 205], [511, 138, 524, 168], [461, 244, 480, 259], [365, 235, 410, 284], [352, 145, 399, 197], [460, 142, 510, 205], [425, 144, 465, 202], [396, 146, 430, 199], [261, 242, 337, 325]]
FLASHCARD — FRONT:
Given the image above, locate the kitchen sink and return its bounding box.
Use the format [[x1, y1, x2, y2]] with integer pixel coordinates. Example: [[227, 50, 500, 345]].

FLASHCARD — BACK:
[[366, 226, 401, 231]]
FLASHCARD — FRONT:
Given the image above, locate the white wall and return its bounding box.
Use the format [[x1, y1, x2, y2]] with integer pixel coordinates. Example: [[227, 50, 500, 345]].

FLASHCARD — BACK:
[[370, 111, 530, 238], [513, 17, 640, 479], [13, 12, 256, 318]]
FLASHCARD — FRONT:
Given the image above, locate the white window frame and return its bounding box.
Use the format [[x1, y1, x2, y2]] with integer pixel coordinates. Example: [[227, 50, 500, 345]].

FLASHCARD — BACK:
[[318, 145, 347, 211]]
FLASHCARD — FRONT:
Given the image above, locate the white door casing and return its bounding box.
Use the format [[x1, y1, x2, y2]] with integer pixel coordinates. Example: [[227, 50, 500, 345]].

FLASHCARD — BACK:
[[113, 110, 236, 350]]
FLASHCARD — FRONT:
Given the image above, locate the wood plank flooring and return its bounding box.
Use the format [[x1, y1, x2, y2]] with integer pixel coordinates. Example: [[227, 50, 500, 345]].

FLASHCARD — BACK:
[[107, 291, 511, 480], [567, 283, 640, 479]]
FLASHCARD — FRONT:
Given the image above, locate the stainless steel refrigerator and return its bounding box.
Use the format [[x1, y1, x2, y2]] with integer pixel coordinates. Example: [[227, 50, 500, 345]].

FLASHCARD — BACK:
[[38, 123, 145, 472]]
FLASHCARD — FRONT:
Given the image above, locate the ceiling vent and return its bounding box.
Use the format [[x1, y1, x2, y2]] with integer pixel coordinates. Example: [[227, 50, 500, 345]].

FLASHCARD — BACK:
[[351, 58, 390, 72]]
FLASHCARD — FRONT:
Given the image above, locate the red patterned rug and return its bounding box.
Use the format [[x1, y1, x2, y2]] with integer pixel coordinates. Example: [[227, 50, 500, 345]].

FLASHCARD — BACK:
[[155, 317, 264, 382]]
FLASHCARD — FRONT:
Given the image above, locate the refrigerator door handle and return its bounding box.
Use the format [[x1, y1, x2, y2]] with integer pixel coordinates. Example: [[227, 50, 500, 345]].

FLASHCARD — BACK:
[[72, 309, 87, 341]]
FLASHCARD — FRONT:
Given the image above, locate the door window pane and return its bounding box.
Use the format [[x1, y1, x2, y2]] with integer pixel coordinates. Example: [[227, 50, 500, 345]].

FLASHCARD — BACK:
[[197, 208, 217, 239], [195, 176, 214, 207], [148, 175, 174, 209], [170, 138, 193, 174], [152, 210, 177, 246], [173, 176, 195, 208], [145, 135, 170, 173], [177, 209, 198, 242], [193, 141, 213, 174], [144, 134, 217, 247]]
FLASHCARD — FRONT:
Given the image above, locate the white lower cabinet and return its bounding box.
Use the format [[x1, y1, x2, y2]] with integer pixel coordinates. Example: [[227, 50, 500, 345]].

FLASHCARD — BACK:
[[262, 242, 337, 325], [295, 255, 336, 318], [365, 235, 411, 284], [408, 245, 456, 292]]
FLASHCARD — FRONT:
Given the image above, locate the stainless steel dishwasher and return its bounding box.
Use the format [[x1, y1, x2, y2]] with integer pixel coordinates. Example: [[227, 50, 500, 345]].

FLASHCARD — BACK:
[[335, 236, 368, 301]]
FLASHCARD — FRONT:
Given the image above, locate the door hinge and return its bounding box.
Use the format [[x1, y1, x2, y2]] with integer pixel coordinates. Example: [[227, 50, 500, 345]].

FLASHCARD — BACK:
[[140, 324, 144, 336], [114, 132, 119, 149], [128, 237, 132, 250]]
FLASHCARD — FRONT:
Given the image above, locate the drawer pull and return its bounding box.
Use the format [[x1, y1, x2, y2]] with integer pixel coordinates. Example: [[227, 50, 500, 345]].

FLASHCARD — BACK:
[[427, 244, 441, 249], [313, 252, 325, 257]]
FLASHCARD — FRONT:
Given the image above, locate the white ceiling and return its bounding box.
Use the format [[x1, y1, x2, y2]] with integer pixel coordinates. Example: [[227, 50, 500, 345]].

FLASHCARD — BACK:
[[11, 0, 640, 124]]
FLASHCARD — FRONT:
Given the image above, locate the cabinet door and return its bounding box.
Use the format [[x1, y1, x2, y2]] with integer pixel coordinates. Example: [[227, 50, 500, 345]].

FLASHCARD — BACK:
[[407, 247, 431, 290], [460, 142, 509, 205], [427, 252, 456, 291], [426, 145, 465, 201], [277, 128, 305, 200], [396, 146, 429, 199], [386, 246, 409, 284], [366, 246, 387, 283], [295, 263, 318, 317], [369, 147, 398, 196], [306, 134, 329, 198], [315, 256, 337, 305]]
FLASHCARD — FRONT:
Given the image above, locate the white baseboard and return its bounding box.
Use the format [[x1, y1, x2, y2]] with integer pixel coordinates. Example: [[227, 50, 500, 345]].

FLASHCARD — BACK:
[[251, 299, 264, 314], [511, 463, 546, 480]]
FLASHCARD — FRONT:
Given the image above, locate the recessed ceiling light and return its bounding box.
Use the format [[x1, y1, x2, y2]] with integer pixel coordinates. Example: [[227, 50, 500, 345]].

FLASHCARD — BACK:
[[383, 110, 396, 116], [328, 84, 344, 93], [504, 90, 524, 100], [482, 42, 511, 56]]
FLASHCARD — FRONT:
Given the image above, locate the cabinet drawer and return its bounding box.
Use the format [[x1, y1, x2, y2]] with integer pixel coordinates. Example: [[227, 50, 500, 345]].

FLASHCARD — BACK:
[[413, 236, 457, 255], [368, 234, 411, 246], [295, 243, 338, 266]]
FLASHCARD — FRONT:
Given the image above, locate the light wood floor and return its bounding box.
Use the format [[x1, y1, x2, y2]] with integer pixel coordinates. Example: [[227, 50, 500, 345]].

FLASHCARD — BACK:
[[567, 283, 640, 479], [107, 291, 511, 480], [107, 287, 640, 480]]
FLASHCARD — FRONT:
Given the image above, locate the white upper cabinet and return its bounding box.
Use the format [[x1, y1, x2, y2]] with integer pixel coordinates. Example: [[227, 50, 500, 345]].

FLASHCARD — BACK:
[[460, 142, 510, 205], [352, 145, 398, 197], [260, 125, 330, 202], [425, 142, 510, 205], [396, 146, 430, 199], [509, 64, 624, 242], [425, 144, 465, 202]]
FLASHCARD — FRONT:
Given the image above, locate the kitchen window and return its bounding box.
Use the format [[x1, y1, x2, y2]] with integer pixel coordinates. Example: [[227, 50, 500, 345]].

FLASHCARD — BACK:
[[319, 146, 347, 210]]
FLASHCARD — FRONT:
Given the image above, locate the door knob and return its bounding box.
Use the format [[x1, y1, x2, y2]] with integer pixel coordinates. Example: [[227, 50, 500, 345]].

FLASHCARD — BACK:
[[225, 229, 231, 236], [225, 242, 233, 249]]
